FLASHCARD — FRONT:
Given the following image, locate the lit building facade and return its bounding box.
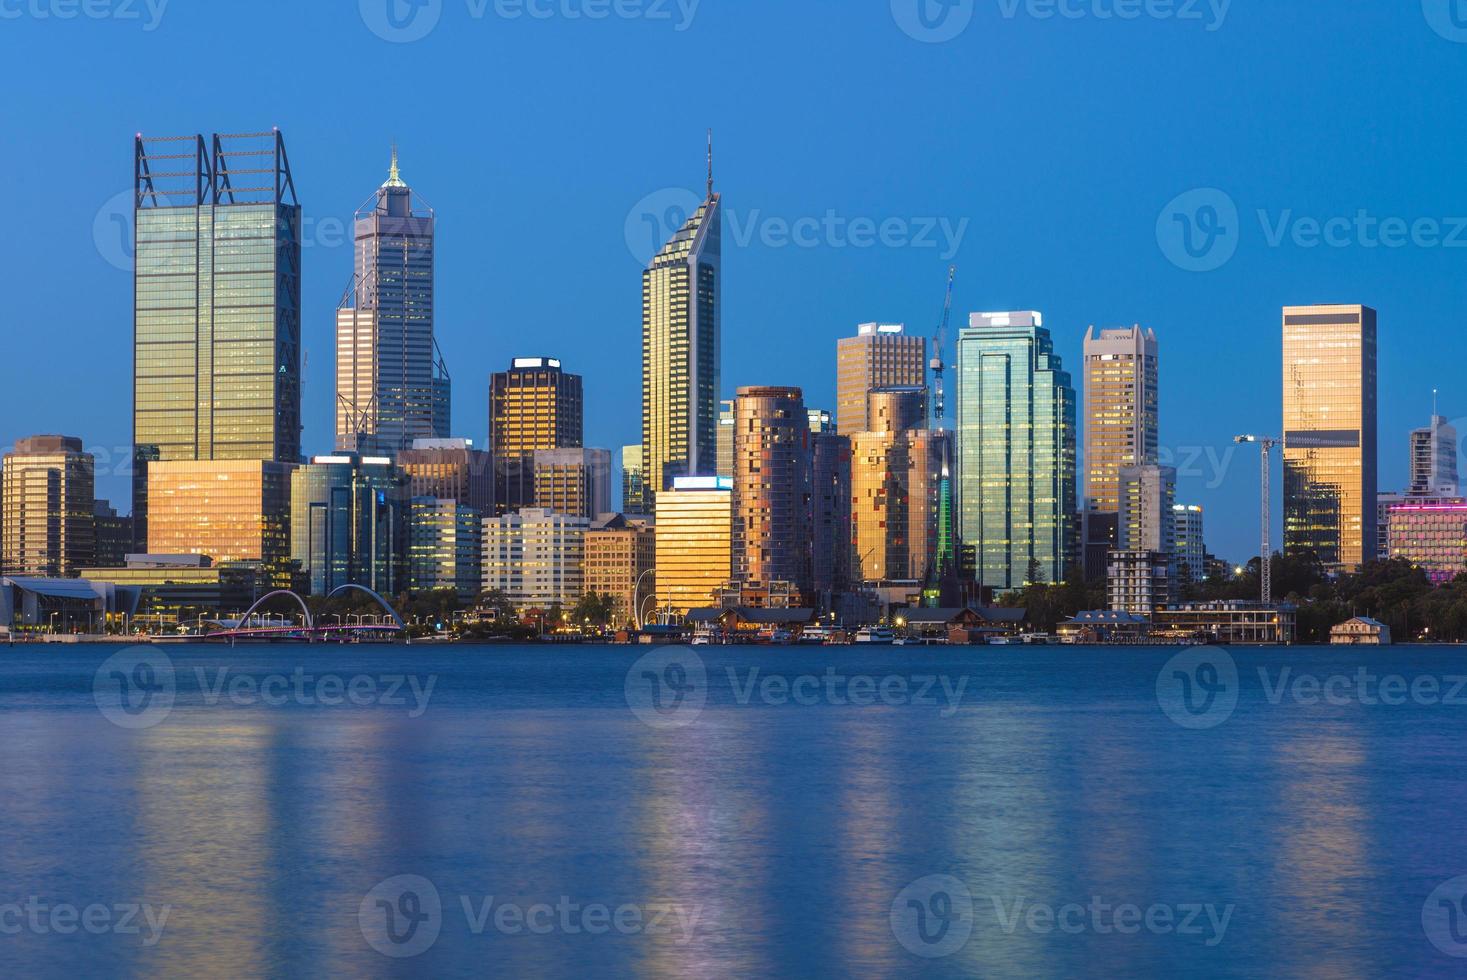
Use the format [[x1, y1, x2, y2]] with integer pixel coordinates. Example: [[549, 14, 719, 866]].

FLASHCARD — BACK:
[[482, 508, 589, 613], [1, 436, 95, 577], [146, 459, 294, 587], [397, 439, 492, 513], [1118, 464, 1176, 555], [290, 455, 407, 596], [92, 500, 134, 570], [1387, 502, 1467, 584], [850, 390, 951, 585], [1107, 549, 1172, 617], [955, 312, 1077, 590], [408, 497, 482, 600], [1172, 504, 1207, 584], [490, 357, 584, 515], [732, 387, 813, 596], [1282, 304, 1377, 572], [621, 445, 647, 514], [1410, 414, 1459, 497], [836, 323, 927, 435], [584, 514, 656, 627], [532, 448, 612, 520], [716, 399, 735, 479], [132, 132, 302, 547], [335, 149, 450, 454], [654, 477, 732, 617], [1082, 326, 1159, 513]]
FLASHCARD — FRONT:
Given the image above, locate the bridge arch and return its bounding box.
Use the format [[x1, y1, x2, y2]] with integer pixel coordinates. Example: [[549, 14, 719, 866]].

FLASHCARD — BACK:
[[327, 584, 405, 629], [237, 590, 314, 631]]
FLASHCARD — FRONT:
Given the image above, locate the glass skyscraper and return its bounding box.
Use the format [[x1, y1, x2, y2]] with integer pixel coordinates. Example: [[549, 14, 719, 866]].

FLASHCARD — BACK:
[[955, 312, 1077, 590], [290, 455, 407, 597], [132, 131, 302, 546]]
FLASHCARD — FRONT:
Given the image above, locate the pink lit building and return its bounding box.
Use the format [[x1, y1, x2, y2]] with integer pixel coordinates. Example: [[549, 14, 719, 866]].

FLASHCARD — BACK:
[[1387, 502, 1467, 584]]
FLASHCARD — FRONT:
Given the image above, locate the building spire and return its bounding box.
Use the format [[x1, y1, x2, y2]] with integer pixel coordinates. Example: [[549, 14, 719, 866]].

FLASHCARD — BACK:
[[707, 128, 714, 199], [384, 142, 406, 189]]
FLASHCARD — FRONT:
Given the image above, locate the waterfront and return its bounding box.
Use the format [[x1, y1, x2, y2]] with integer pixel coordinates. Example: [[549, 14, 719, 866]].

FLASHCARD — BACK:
[[3, 643, 1467, 977]]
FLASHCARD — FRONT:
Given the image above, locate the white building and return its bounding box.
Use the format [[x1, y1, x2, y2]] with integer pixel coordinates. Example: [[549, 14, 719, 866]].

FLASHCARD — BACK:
[[482, 509, 589, 612], [1172, 504, 1206, 583]]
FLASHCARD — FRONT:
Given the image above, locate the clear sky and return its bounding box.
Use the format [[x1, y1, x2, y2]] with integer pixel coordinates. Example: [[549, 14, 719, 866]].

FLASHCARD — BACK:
[[3, 0, 1466, 563]]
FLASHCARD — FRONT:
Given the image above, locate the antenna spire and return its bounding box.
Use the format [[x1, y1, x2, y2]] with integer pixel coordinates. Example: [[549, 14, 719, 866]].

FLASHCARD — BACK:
[[707, 128, 714, 198], [384, 142, 406, 188]]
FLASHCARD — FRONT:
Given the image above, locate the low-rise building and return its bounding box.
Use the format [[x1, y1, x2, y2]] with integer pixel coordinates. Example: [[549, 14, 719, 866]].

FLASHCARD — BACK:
[[1153, 601, 1296, 645], [482, 508, 589, 612], [1107, 550, 1171, 617], [1387, 500, 1467, 584], [1058, 610, 1152, 644], [584, 514, 655, 627], [1330, 617, 1392, 645]]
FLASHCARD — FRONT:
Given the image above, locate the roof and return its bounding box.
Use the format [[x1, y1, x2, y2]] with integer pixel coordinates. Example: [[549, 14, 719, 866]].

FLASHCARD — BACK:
[[2, 577, 106, 600], [1336, 617, 1389, 629], [1063, 610, 1149, 625], [687, 607, 816, 625]]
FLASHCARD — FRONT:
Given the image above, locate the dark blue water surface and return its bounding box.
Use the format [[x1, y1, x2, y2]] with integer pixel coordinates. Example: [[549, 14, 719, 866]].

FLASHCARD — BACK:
[[4, 642, 1467, 978]]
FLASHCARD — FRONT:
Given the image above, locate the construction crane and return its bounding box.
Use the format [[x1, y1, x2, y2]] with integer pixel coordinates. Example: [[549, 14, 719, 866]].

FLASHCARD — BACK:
[[931, 266, 956, 430], [1234, 435, 1281, 604]]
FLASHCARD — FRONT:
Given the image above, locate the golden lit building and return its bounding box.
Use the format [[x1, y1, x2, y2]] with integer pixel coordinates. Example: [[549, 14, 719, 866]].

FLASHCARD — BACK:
[[1282, 304, 1378, 571], [836, 323, 927, 435], [1082, 326, 1159, 513], [1, 436, 96, 577], [489, 357, 584, 514], [654, 477, 731, 618], [732, 386, 812, 596], [532, 448, 612, 520], [584, 515, 656, 627], [145, 459, 295, 587], [850, 391, 950, 584]]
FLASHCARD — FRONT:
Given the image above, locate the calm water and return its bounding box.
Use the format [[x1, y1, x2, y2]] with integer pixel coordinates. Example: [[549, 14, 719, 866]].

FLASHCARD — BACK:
[[3, 642, 1467, 977]]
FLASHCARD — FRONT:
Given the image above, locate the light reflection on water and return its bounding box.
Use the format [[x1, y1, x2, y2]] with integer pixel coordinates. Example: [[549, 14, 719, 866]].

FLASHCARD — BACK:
[[1, 643, 1466, 977]]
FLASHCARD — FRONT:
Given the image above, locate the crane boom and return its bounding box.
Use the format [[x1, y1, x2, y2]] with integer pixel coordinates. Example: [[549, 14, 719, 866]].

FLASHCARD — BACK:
[[932, 266, 956, 430]]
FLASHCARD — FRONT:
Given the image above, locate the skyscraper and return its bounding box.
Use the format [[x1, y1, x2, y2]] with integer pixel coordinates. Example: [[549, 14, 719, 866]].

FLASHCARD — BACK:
[[955, 312, 1077, 590], [397, 438, 493, 514], [1118, 464, 1177, 555], [408, 498, 482, 600], [621, 445, 647, 514], [654, 477, 732, 617], [291, 454, 407, 596], [489, 357, 584, 514], [1, 436, 95, 577], [1282, 304, 1378, 571], [133, 131, 302, 546], [810, 430, 852, 601], [1082, 326, 1158, 580], [850, 388, 948, 584], [731, 386, 813, 596], [532, 448, 613, 520], [336, 148, 450, 455], [1172, 504, 1207, 584], [482, 509, 590, 614], [1410, 412, 1459, 497], [642, 139, 721, 499], [716, 399, 736, 479], [836, 323, 927, 435], [146, 459, 295, 587]]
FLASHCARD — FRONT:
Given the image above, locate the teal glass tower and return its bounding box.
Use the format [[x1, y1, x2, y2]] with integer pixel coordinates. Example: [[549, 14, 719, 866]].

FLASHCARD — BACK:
[[955, 312, 1077, 590]]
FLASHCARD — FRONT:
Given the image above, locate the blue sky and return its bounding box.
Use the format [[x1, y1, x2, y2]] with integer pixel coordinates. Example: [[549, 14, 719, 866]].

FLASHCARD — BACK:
[[2, 0, 1466, 563]]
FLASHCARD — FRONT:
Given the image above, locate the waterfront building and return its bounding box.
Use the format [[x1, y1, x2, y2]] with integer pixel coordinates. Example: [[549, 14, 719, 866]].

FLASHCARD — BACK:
[[335, 148, 450, 454], [83, 554, 263, 626], [1107, 549, 1172, 617], [397, 439, 492, 513], [1118, 465, 1177, 555], [532, 448, 613, 520], [1172, 504, 1207, 584], [481, 508, 589, 613], [584, 514, 656, 627], [408, 498, 482, 600], [621, 445, 647, 514], [836, 323, 927, 434], [132, 131, 301, 547], [1282, 304, 1377, 572], [811, 431, 852, 601], [732, 387, 813, 597], [850, 393, 951, 585], [490, 357, 584, 514], [1410, 413, 1459, 497], [1387, 501, 1467, 584], [146, 459, 294, 588], [654, 477, 732, 618], [642, 145, 721, 498], [1, 436, 95, 577], [290, 455, 407, 596], [955, 312, 1078, 590], [1153, 601, 1296, 645]]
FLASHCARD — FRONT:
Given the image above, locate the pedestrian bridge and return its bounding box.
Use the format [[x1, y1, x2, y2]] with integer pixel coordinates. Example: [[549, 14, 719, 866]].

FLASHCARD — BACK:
[[204, 585, 406, 642]]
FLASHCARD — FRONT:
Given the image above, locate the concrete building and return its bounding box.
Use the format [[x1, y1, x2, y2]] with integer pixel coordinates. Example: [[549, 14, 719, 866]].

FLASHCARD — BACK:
[[1, 436, 95, 577], [83, 554, 263, 626], [1118, 465, 1177, 555], [1154, 601, 1296, 645], [397, 439, 492, 514], [482, 508, 589, 613], [1082, 326, 1158, 581], [1172, 504, 1207, 584], [584, 514, 656, 627], [290, 455, 407, 597], [1107, 549, 1172, 617], [850, 399, 951, 585], [836, 323, 927, 434], [716, 399, 735, 479], [490, 357, 584, 514], [1410, 413, 1459, 497], [1387, 501, 1467, 584], [146, 459, 295, 588], [532, 448, 613, 520], [731, 386, 812, 597], [654, 477, 732, 618], [1282, 304, 1377, 571], [408, 498, 482, 600]]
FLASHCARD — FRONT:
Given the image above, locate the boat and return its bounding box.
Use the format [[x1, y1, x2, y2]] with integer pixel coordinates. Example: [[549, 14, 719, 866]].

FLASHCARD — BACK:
[[854, 627, 895, 645], [757, 628, 794, 646], [797, 626, 833, 645]]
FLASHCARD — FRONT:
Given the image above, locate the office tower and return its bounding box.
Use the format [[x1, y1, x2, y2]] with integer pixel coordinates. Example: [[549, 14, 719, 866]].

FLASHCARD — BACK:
[[1118, 465, 1177, 554], [1172, 504, 1207, 583], [584, 514, 656, 627], [335, 149, 450, 455], [132, 131, 302, 547], [1082, 326, 1159, 511], [807, 408, 836, 434], [836, 323, 927, 434], [146, 459, 295, 587], [396, 439, 493, 513], [490, 357, 584, 515], [811, 431, 852, 600], [1410, 413, 1459, 497], [955, 312, 1077, 590], [482, 509, 589, 613], [716, 400, 735, 479], [408, 498, 482, 601], [1282, 304, 1378, 571], [290, 454, 407, 596], [642, 141, 721, 498], [532, 448, 613, 520], [731, 387, 813, 596], [1, 436, 95, 577], [654, 477, 732, 617], [1387, 501, 1467, 584], [92, 500, 134, 569], [622, 445, 647, 513]]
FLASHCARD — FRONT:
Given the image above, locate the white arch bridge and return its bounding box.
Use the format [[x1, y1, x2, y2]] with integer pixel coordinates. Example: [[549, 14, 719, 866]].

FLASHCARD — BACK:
[[203, 585, 406, 643]]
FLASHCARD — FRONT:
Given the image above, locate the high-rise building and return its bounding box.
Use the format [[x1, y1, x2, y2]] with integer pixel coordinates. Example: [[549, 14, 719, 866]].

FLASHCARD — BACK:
[[408, 497, 482, 601], [1282, 304, 1378, 571], [1118, 464, 1177, 555], [490, 357, 584, 515], [621, 445, 647, 514], [1387, 501, 1467, 584], [1, 436, 95, 577], [335, 149, 450, 455], [731, 387, 813, 597], [397, 439, 493, 513], [91, 500, 134, 570], [1410, 413, 1459, 497], [642, 143, 720, 498], [291, 454, 407, 597], [955, 312, 1077, 590], [1082, 326, 1159, 513], [584, 514, 656, 627], [716, 399, 735, 479], [1172, 504, 1207, 584], [811, 431, 852, 601], [807, 408, 836, 434], [654, 477, 732, 617], [532, 448, 613, 520], [132, 131, 302, 547], [1107, 550, 1172, 617], [482, 508, 589, 613], [146, 459, 295, 587], [850, 391, 951, 585], [836, 323, 927, 435]]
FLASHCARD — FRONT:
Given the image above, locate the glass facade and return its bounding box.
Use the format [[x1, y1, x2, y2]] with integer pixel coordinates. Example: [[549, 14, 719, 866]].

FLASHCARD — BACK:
[[731, 387, 812, 595], [811, 432, 852, 598], [408, 498, 482, 600], [1388, 503, 1467, 584], [290, 456, 407, 596], [654, 478, 731, 616], [1118, 464, 1176, 554], [1172, 504, 1207, 583], [532, 448, 613, 520], [850, 422, 951, 585], [621, 445, 647, 514], [836, 323, 927, 435], [490, 359, 585, 516], [1282, 304, 1377, 571], [1, 436, 96, 577], [146, 459, 294, 588], [1082, 326, 1158, 513], [955, 312, 1077, 590]]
